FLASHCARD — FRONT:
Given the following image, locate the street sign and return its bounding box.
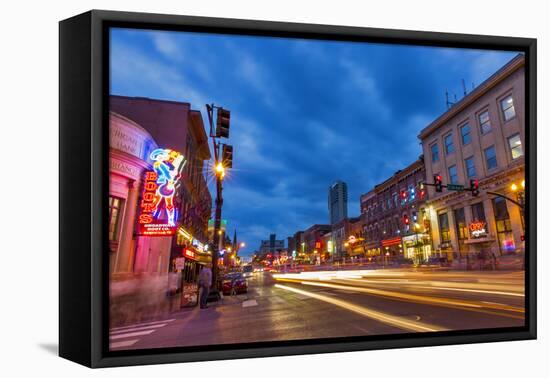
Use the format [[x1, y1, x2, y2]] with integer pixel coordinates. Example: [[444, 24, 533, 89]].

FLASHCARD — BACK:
[[446, 184, 464, 191]]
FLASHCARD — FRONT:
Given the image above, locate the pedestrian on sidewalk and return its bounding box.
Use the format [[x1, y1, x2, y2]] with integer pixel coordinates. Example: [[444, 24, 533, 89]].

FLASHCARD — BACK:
[[198, 263, 212, 309]]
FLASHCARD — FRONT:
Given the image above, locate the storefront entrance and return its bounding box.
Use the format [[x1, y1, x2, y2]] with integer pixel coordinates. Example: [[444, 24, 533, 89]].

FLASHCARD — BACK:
[[402, 233, 432, 265]]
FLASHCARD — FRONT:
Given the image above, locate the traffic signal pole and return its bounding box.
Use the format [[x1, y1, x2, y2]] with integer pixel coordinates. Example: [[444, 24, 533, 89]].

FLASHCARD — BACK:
[[422, 181, 525, 209], [206, 104, 222, 289], [206, 104, 233, 290]]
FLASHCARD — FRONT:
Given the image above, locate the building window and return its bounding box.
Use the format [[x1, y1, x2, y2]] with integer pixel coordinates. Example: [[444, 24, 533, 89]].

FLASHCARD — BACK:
[[444, 134, 455, 154], [479, 110, 492, 134], [460, 123, 471, 145], [493, 197, 515, 253], [438, 213, 451, 243], [431, 143, 440, 162], [471, 202, 486, 223], [448, 165, 458, 184], [500, 95, 516, 121], [484, 145, 498, 170], [454, 208, 468, 241], [508, 133, 524, 159], [465, 156, 476, 178], [109, 196, 124, 242]]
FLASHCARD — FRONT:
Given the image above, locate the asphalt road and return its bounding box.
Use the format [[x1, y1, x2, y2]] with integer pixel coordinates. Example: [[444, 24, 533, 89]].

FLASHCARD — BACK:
[[109, 269, 525, 351]]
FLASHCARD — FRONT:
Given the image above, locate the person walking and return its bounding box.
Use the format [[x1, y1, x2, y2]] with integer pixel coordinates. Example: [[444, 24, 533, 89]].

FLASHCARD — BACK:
[[198, 263, 212, 309]]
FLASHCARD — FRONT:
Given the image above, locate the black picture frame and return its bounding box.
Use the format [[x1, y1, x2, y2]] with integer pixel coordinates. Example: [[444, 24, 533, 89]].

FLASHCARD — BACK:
[[59, 9, 537, 368]]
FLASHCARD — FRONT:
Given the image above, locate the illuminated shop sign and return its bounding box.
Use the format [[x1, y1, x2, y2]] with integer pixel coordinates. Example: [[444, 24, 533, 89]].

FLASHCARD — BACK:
[[183, 248, 196, 260], [381, 237, 402, 247], [469, 221, 488, 238], [138, 148, 186, 236]]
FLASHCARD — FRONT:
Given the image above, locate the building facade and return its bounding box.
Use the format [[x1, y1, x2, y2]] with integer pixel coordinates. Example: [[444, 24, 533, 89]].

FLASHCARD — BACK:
[[419, 55, 525, 261], [258, 233, 285, 256], [360, 157, 431, 264], [110, 96, 213, 273], [302, 224, 332, 263], [331, 216, 364, 260], [328, 180, 348, 225]]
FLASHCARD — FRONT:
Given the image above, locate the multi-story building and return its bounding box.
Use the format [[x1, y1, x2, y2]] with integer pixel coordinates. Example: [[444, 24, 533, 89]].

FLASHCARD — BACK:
[[419, 54, 525, 261], [360, 157, 431, 263], [302, 224, 332, 263], [330, 216, 364, 260], [288, 231, 305, 261], [110, 96, 213, 276], [258, 233, 285, 257], [328, 180, 348, 225]]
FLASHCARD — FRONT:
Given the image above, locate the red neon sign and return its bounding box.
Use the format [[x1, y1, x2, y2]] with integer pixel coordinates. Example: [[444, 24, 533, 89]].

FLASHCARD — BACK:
[[137, 170, 177, 236], [183, 248, 196, 260]]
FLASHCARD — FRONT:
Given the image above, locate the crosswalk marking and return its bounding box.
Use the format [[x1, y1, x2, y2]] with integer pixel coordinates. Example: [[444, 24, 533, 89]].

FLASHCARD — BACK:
[[110, 339, 139, 349], [109, 318, 176, 350], [110, 323, 167, 334], [111, 318, 176, 331], [269, 296, 286, 304], [242, 299, 258, 307], [110, 330, 157, 340]]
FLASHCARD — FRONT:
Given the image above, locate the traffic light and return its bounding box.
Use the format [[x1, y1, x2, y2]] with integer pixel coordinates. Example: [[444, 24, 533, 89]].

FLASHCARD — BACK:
[[400, 189, 408, 201], [412, 211, 418, 222], [222, 144, 233, 168], [470, 179, 479, 197], [418, 182, 426, 198], [434, 174, 443, 192], [403, 214, 410, 226], [216, 108, 231, 138]]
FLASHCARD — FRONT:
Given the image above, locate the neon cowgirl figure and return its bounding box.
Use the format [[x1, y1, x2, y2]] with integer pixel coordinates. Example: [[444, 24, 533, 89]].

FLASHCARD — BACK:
[[149, 148, 186, 226]]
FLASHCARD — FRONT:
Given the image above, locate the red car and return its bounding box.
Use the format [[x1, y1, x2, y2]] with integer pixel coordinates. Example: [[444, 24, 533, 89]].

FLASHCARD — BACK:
[[221, 272, 248, 295]]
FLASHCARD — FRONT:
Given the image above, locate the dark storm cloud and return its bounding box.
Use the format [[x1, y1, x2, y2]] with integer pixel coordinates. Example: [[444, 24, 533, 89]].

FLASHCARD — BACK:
[[110, 29, 518, 257]]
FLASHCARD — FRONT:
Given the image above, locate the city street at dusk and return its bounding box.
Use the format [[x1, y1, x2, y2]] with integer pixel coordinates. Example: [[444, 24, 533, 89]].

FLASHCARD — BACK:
[[107, 27, 527, 351], [110, 268, 524, 350]]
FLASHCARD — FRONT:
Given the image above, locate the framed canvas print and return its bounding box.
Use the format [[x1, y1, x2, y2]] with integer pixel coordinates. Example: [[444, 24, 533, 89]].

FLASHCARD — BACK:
[[59, 10, 536, 368]]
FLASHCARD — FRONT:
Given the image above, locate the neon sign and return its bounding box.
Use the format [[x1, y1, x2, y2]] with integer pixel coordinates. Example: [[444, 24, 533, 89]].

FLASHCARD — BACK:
[[138, 148, 186, 236], [183, 248, 196, 260], [469, 221, 487, 238]]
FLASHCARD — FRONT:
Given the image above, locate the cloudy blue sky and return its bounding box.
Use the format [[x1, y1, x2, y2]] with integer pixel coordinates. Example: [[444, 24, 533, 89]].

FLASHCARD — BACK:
[[110, 28, 518, 257]]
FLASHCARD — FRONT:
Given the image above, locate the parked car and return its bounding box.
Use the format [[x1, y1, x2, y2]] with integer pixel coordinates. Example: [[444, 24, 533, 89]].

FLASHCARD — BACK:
[[221, 272, 248, 295]]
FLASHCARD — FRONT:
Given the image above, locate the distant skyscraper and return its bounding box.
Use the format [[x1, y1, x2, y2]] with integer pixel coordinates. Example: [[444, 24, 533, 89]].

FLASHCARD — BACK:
[[328, 180, 348, 225]]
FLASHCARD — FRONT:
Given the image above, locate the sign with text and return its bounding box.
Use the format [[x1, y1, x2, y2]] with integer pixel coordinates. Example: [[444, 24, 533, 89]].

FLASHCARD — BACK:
[[137, 148, 185, 236], [469, 221, 488, 238]]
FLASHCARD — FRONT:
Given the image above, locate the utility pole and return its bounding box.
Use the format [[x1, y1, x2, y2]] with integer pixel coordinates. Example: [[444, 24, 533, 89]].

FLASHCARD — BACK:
[[206, 104, 232, 292]]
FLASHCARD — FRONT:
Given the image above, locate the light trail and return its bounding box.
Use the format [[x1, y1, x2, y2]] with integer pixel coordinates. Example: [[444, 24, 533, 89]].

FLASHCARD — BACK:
[[293, 280, 525, 315], [274, 284, 447, 333], [335, 278, 524, 297]]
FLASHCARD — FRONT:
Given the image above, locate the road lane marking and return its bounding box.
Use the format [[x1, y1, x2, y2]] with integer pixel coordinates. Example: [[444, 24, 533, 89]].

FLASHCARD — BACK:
[[274, 284, 447, 333], [110, 339, 139, 349], [110, 323, 168, 334], [110, 330, 157, 340], [242, 299, 258, 307], [110, 318, 176, 331]]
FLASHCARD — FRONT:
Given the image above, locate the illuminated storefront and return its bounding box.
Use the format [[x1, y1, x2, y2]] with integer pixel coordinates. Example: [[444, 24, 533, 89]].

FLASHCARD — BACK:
[[402, 233, 432, 264]]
